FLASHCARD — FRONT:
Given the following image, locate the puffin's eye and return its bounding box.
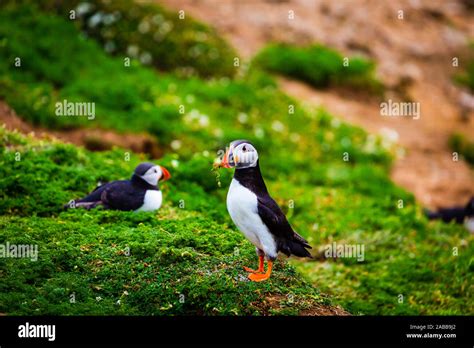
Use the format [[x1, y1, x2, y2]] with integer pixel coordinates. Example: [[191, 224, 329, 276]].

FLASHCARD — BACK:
[[242, 145, 247, 152]]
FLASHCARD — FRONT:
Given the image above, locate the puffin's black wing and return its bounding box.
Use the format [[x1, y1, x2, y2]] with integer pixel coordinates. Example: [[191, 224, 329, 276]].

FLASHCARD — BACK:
[[76, 183, 109, 203], [66, 182, 111, 209], [257, 195, 312, 258], [100, 180, 146, 211]]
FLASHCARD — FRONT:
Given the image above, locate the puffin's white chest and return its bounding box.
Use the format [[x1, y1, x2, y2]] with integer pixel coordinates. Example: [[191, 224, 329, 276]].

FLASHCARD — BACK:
[[226, 179, 277, 257], [136, 190, 162, 212]]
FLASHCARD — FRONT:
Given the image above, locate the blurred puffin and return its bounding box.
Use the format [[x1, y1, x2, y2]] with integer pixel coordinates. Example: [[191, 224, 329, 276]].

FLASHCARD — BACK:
[[426, 196, 474, 233], [220, 140, 312, 282], [67, 162, 170, 212]]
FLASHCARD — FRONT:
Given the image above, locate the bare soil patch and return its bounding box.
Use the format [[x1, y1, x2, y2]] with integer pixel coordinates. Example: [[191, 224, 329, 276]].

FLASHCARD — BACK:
[[0, 100, 164, 158]]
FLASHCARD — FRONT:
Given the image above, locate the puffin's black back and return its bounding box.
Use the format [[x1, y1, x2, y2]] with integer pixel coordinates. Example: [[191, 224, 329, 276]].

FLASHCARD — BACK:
[[426, 196, 474, 223], [233, 161, 312, 258]]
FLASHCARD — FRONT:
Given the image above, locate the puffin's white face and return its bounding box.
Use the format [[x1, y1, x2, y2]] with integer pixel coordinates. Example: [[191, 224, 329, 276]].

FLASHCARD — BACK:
[[222, 141, 259, 169], [141, 165, 171, 186]]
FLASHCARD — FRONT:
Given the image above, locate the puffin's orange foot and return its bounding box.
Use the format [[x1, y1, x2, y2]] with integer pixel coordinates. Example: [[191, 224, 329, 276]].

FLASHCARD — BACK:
[[243, 255, 265, 273], [248, 261, 273, 282], [248, 272, 271, 282], [243, 266, 264, 274]]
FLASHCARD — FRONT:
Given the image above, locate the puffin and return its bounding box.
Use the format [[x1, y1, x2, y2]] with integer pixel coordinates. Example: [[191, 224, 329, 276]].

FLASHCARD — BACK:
[[219, 139, 312, 282], [67, 162, 171, 212], [426, 196, 474, 233]]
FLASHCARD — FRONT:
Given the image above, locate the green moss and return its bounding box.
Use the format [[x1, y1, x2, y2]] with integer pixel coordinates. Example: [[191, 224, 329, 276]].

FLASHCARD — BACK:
[[449, 133, 474, 165], [293, 193, 473, 315], [253, 43, 383, 94], [0, 128, 328, 315], [453, 42, 474, 92], [1, 0, 237, 78], [0, 6, 392, 168]]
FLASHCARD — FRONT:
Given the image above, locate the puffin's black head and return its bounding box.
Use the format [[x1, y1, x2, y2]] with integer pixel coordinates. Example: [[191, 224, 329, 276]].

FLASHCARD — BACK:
[[134, 162, 171, 186], [221, 139, 259, 170]]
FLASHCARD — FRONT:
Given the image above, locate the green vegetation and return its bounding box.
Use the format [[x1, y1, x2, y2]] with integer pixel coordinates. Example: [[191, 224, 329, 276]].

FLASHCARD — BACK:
[[449, 133, 474, 165], [0, 3, 472, 316], [0, 128, 330, 315], [253, 43, 383, 94], [2, 0, 237, 78], [0, 5, 390, 162], [454, 42, 474, 92]]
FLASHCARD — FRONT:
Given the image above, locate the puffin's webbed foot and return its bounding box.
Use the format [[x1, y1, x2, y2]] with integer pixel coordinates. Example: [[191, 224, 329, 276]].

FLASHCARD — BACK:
[[243, 255, 265, 273], [248, 261, 273, 282]]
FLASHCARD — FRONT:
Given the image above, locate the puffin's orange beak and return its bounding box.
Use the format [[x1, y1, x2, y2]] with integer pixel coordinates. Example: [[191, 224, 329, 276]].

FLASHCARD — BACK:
[[160, 166, 171, 181], [221, 149, 231, 168]]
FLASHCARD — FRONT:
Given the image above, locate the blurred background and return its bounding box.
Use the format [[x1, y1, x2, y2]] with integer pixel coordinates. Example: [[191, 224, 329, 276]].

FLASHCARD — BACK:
[[160, 0, 474, 208]]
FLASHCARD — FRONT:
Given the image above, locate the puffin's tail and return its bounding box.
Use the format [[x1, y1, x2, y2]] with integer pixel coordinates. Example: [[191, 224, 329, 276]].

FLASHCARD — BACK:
[[286, 232, 313, 258], [63, 200, 103, 210], [64, 184, 108, 210]]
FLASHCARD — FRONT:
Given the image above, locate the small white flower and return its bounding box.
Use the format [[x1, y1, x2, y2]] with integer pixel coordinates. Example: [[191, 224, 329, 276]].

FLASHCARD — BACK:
[[171, 140, 182, 150], [88, 12, 104, 28], [103, 13, 117, 26], [271, 120, 284, 132], [152, 14, 164, 25], [171, 159, 180, 168], [138, 20, 151, 34], [237, 274, 249, 282], [126, 45, 139, 58], [290, 133, 300, 142], [139, 52, 153, 65], [76, 3, 93, 17], [160, 21, 173, 35], [198, 115, 209, 127], [379, 127, 399, 144], [254, 127, 265, 138], [237, 113, 248, 124], [213, 128, 223, 137]]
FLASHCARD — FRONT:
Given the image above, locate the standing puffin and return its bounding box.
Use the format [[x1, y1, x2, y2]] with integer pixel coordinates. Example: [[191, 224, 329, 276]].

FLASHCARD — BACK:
[[67, 162, 170, 212], [220, 140, 312, 282]]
